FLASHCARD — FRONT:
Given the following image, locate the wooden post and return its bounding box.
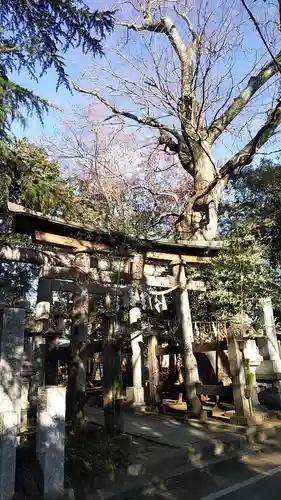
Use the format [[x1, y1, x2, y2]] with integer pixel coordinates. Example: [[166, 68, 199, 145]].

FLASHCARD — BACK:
[[67, 252, 90, 425], [148, 335, 160, 406], [45, 332, 60, 386], [171, 261, 201, 417], [71, 252, 90, 346], [29, 275, 52, 422], [102, 315, 124, 436]]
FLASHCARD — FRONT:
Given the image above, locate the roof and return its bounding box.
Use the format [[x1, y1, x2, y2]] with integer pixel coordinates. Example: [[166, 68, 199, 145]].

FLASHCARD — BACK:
[[2, 202, 226, 257]]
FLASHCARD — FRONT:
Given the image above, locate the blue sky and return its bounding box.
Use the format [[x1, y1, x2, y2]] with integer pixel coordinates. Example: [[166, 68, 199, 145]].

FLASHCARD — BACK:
[[12, 0, 281, 166]]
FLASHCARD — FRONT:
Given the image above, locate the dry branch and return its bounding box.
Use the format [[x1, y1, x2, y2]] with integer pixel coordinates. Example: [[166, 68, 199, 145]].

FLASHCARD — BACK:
[[208, 50, 281, 143]]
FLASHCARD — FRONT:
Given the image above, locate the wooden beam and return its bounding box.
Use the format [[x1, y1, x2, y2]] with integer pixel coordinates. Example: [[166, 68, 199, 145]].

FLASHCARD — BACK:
[[41, 265, 130, 285], [172, 384, 232, 397], [51, 278, 125, 295], [34, 231, 110, 253], [155, 341, 227, 356], [0, 245, 74, 267], [42, 265, 205, 291], [146, 252, 212, 264], [34, 231, 213, 265]]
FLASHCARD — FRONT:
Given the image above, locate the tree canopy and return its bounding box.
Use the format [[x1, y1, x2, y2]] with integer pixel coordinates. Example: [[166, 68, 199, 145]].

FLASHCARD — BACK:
[[221, 159, 281, 266], [74, 0, 281, 241], [0, 0, 114, 138], [189, 158, 281, 321]]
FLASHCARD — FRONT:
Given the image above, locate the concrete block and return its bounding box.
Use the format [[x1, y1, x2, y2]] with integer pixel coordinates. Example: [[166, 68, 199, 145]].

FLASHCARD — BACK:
[[37, 386, 66, 496], [0, 409, 18, 500], [256, 360, 281, 381], [43, 488, 75, 499]]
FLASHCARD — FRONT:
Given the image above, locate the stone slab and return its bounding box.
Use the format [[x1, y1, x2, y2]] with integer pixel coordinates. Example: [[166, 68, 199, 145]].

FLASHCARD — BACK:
[[37, 386, 66, 495]]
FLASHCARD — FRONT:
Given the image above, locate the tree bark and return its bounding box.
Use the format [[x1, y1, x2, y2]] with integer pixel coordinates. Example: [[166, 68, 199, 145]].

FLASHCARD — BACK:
[[176, 146, 225, 241]]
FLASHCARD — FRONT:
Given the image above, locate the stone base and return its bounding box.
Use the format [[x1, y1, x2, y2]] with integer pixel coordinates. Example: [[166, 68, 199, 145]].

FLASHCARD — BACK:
[[256, 360, 281, 381], [258, 384, 281, 410], [230, 414, 261, 426], [126, 387, 145, 408], [43, 488, 75, 500]]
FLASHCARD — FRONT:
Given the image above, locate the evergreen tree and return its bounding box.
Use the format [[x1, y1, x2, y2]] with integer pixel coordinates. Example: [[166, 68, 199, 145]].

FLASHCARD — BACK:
[[189, 159, 281, 321], [0, 0, 114, 137]]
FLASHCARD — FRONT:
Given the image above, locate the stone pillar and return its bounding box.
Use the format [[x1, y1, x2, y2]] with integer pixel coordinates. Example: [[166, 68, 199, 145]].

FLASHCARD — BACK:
[[37, 386, 66, 496], [244, 339, 263, 411], [102, 315, 124, 435], [256, 297, 281, 379], [126, 253, 145, 410], [20, 379, 30, 434], [227, 327, 251, 425], [171, 262, 201, 417], [147, 334, 160, 406], [0, 308, 25, 500], [127, 329, 145, 409]]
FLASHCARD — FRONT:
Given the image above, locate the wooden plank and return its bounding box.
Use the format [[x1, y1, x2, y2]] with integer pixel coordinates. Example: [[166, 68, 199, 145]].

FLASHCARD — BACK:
[[146, 252, 212, 264], [141, 274, 176, 288], [148, 335, 160, 404], [34, 231, 110, 252], [42, 265, 175, 288], [43, 265, 205, 291], [172, 384, 232, 397], [51, 278, 125, 295], [0, 245, 74, 267], [41, 265, 130, 284], [196, 385, 226, 396], [34, 231, 213, 265], [155, 341, 227, 356]]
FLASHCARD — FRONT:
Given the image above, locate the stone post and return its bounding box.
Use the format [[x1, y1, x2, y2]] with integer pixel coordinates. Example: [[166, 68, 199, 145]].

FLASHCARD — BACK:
[[102, 315, 124, 436], [256, 297, 281, 379], [244, 339, 263, 411], [126, 253, 145, 410], [20, 379, 30, 434], [0, 308, 25, 500], [171, 261, 201, 417], [37, 386, 66, 496], [147, 334, 160, 406], [127, 329, 145, 409], [227, 326, 251, 425], [255, 297, 281, 409]]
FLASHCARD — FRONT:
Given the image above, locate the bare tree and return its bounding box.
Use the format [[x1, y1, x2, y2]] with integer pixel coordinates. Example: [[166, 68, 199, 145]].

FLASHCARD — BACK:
[[43, 104, 193, 237], [73, 0, 281, 241]]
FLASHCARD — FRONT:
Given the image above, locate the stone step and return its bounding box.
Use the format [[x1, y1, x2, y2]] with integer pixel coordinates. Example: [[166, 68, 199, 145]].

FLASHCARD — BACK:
[[102, 437, 253, 499]]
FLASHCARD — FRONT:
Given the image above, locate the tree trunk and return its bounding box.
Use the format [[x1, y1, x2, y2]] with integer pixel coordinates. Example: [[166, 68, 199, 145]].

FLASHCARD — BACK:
[[177, 147, 226, 241]]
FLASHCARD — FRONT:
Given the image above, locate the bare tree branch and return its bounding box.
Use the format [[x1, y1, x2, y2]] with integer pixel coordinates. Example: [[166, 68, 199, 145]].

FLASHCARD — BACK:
[[208, 50, 281, 143], [184, 98, 281, 217], [73, 83, 182, 141]]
